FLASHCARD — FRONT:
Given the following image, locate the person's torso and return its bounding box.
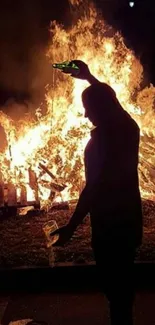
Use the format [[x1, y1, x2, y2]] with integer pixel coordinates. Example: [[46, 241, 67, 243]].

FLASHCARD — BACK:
[[84, 115, 143, 247]]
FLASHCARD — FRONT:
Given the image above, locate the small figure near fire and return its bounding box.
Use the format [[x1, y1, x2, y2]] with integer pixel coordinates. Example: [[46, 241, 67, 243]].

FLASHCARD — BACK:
[[52, 60, 143, 325]]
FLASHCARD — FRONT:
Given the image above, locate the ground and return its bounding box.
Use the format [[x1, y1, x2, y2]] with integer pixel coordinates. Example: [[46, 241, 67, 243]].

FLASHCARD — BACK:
[[0, 199, 155, 267], [2, 291, 155, 325]]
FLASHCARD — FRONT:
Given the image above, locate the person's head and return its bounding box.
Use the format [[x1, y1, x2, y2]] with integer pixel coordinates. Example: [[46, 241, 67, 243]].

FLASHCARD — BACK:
[[82, 83, 122, 126]]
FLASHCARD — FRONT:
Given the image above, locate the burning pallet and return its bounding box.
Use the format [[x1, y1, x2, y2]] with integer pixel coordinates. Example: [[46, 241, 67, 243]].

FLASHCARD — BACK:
[[0, 162, 69, 217], [0, 171, 40, 210]]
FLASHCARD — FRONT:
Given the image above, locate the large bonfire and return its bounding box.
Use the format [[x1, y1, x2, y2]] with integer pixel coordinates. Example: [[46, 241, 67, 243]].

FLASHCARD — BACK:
[[0, 0, 155, 208]]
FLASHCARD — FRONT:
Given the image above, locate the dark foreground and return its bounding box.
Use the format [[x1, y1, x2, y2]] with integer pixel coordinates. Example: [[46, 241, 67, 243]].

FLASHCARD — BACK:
[[1, 264, 155, 325], [1, 262, 155, 293], [1, 288, 155, 325]]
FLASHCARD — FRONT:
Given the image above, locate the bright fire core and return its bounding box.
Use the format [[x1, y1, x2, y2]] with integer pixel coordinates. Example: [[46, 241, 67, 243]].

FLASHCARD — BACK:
[[0, 0, 155, 207]]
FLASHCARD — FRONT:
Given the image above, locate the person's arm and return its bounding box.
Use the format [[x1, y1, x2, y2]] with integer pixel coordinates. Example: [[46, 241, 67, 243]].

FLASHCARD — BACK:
[[68, 176, 104, 231], [51, 184, 91, 246], [67, 185, 90, 231], [86, 73, 100, 85], [51, 180, 104, 246], [61, 60, 101, 85]]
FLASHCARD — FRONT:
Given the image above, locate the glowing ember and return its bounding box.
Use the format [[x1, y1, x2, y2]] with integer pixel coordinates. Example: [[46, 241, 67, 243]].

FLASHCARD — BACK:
[[0, 0, 155, 207]]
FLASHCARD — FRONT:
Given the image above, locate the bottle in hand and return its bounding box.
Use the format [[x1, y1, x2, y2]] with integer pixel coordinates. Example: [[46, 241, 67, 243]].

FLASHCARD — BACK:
[[52, 61, 80, 76]]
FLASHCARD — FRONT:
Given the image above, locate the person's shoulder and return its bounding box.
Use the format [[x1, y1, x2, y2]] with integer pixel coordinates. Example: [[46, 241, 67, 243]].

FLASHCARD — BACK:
[[130, 116, 140, 134], [124, 110, 140, 132], [91, 82, 116, 96], [123, 112, 140, 145]]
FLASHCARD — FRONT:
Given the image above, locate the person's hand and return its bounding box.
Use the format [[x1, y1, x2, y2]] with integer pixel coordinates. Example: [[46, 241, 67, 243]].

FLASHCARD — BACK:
[[62, 60, 91, 80], [51, 224, 75, 247]]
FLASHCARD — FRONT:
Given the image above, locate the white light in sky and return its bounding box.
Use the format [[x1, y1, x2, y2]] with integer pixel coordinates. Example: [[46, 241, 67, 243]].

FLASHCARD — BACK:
[[129, 1, 135, 7]]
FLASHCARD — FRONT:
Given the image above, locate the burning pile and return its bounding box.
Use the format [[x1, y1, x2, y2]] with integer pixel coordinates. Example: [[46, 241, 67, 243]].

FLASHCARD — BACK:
[[0, 0, 155, 209]]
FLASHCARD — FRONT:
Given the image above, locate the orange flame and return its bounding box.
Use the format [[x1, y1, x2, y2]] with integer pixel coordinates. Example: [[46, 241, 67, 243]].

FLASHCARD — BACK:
[[0, 0, 155, 206]]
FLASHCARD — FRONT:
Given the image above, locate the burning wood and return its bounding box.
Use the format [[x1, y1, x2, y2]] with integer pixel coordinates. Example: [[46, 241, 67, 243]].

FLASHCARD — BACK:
[[50, 182, 66, 192], [49, 190, 56, 202], [39, 163, 57, 180], [39, 163, 66, 192], [0, 184, 4, 206], [49, 201, 69, 211], [20, 185, 27, 206], [28, 167, 39, 203], [7, 183, 17, 206], [0, 168, 40, 210], [39, 163, 67, 204], [0, 183, 40, 209], [40, 179, 66, 192]]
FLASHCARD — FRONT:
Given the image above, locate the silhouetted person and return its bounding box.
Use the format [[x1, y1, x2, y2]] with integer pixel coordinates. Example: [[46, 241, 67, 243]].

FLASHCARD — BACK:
[[52, 61, 143, 325]]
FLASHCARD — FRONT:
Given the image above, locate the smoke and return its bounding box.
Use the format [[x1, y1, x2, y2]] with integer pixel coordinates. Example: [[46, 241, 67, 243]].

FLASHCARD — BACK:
[[0, 0, 70, 109]]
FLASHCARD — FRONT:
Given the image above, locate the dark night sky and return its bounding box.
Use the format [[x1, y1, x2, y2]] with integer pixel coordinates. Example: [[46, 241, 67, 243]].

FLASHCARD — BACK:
[[0, 0, 155, 108], [0, 0, 71, 106]]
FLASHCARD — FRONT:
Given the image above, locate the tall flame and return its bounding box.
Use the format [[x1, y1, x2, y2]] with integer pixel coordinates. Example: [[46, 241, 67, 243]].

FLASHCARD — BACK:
[[0, 0, 155, 206]]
